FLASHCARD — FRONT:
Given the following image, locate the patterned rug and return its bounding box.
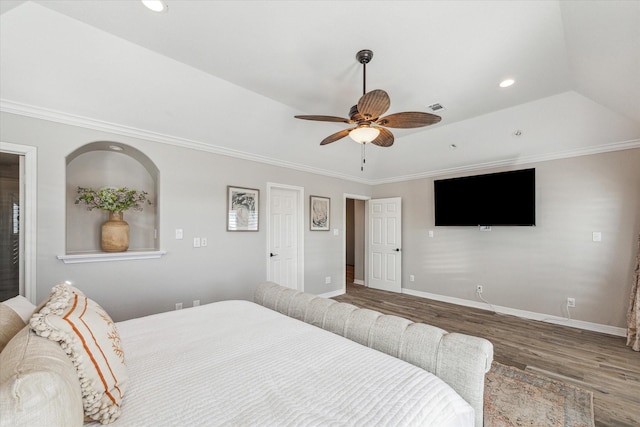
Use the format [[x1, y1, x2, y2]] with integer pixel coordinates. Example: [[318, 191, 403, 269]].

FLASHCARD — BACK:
[[484, 362, 595, 427]]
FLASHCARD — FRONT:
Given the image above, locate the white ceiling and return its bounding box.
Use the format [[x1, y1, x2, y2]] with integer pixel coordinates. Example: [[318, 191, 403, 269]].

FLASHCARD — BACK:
[[1, 0, 639, 183]]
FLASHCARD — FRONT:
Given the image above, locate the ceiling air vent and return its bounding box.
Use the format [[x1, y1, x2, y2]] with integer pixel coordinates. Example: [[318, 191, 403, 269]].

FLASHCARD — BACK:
[[428, 103, 445, 112]]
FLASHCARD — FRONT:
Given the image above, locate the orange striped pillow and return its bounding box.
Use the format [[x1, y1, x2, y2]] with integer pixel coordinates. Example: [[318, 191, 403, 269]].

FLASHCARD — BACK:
[[30, 283, 127, 424]]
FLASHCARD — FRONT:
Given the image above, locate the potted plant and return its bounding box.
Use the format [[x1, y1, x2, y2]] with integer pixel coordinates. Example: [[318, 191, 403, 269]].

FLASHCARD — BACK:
[[75, 187, 151, 252]]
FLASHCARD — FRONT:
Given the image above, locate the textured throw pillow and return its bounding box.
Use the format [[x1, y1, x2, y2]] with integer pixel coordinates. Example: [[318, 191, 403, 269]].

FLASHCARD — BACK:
[[0, 295, 36, 352], [30, 283, 127, 424]]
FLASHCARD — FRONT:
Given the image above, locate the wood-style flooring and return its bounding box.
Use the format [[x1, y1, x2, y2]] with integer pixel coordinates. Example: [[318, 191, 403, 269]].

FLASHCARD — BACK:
[[334, 266, 640, 427]]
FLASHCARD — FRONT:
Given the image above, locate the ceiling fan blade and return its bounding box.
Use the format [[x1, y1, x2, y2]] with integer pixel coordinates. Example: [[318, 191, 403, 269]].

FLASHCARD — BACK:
[[357, 89, 391, 120], [376, 111, 442, 128], [320, 128, 352, 145], [295, 115, 352, 124], [370, 127, 394, 147]]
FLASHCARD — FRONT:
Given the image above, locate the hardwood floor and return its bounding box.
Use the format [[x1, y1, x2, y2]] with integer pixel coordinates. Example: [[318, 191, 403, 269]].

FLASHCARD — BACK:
[[336, 268, 640, 427]]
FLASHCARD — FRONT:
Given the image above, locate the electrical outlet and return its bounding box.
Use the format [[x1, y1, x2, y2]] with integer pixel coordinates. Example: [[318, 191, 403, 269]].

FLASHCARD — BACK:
[[193, 300, 200, 307], [201, 237, 208, 247], [409, 275, 415, 282], [325, 276, 331, 284], [175, 302, 183, 310], [567, 297, 576, 308], [476, 285, 483, 294]]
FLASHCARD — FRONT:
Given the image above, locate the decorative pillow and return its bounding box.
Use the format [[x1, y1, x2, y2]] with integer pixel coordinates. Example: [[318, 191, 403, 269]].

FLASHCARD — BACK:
[[30, 283, 127, 424], [0, 327, 84, 427], [3, 294, 37, 322], [0, 295, 36, 352]]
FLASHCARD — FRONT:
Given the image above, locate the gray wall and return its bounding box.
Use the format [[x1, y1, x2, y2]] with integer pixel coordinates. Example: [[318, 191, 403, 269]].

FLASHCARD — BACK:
[[2, 110, 638, 329], [373, 148, 640, 329], [1, 112, 370, 321]]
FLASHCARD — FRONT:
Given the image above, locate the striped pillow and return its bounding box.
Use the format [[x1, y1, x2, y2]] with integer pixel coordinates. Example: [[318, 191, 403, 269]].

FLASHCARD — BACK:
[[30, 283, 127, 424]]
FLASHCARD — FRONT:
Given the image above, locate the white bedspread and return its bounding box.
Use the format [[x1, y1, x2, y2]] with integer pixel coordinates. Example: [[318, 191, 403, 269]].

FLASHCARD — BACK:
[[89, 300, 473, 426]]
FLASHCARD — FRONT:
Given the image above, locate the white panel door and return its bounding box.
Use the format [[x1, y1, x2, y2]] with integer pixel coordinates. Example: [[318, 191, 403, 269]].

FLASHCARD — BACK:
[[368, 197, 402, 293], [268, 187, 300, 290]]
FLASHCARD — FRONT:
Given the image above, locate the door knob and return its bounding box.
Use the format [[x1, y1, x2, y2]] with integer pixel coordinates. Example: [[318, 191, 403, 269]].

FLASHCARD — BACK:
[[394, 248, 401, 252], [270, 252, 278, 257]]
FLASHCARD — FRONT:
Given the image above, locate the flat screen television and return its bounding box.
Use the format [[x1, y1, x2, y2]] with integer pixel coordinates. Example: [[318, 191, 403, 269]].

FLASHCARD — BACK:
[[434, 168, 536, 226]]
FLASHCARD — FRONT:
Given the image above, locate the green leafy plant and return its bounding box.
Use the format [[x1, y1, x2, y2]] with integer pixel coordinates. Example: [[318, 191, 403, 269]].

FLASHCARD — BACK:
[[75, 187, 151, 213]]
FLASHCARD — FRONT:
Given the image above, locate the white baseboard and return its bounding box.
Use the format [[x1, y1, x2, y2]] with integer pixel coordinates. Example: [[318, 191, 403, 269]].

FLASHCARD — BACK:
[[319, 288, 345, 299], [353, 279, 364, 285], [401, 288, 627, 337]]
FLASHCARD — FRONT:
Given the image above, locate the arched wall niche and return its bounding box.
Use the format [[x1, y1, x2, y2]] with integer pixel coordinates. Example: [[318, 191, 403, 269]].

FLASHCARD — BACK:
[[65, 141, 160, 255]]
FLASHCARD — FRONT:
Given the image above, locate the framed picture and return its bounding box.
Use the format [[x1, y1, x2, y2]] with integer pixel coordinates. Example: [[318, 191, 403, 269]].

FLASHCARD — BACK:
[[310, 195, 330, 231], [227, 186, 259, 231]]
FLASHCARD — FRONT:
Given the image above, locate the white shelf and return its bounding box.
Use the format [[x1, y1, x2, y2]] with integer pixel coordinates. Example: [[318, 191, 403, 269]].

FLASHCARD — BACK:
[[57, 250, 166, 264]]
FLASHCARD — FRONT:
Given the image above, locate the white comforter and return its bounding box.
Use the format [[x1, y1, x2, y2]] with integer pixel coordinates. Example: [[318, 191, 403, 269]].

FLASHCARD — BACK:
[[91, 300, 474, 426]]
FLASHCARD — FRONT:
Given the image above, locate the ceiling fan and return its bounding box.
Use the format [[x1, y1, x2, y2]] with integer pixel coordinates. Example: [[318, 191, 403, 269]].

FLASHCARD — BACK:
[[295, 49, 442, 148]]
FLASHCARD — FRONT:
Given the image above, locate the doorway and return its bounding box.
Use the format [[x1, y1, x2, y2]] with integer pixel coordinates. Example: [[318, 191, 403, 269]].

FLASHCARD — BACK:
[[344, 194, 368, 293], [0, 153, 21, 301], [0, 142, 36, 303]]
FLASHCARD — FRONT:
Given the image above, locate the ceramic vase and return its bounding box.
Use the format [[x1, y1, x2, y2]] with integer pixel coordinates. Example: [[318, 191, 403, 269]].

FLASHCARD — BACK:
[[101, 211, 129, 252]]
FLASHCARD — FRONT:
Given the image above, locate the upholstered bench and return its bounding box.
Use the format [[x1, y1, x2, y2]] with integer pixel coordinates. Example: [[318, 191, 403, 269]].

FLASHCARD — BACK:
[[254, 281, 494, 427]]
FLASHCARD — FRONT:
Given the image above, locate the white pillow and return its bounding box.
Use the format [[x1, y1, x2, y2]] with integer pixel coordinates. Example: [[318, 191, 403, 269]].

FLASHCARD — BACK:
[[0, 295, 36, 353], [30, 284, 127, 424], [3, 295, 36, 322]]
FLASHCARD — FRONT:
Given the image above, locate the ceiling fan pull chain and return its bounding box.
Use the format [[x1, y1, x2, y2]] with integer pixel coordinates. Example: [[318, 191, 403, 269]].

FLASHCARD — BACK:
[[361, 143, 366, 171]]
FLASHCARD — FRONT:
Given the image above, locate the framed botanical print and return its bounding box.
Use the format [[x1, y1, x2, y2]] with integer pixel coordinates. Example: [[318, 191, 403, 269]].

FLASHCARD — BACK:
[[227, 186, 259, 231], [310, 195, 330, 231]]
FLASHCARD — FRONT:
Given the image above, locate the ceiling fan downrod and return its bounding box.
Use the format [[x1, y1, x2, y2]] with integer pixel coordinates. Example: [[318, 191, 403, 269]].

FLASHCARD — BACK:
[[356, 49, 373, 96]]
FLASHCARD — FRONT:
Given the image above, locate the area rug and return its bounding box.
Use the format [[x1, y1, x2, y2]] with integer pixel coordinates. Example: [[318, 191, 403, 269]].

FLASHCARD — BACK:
[[484, 362, 595, 427]]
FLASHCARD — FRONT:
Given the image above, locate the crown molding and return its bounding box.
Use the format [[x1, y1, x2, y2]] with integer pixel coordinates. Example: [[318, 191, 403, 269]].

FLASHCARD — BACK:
[[0, 99, 372, 184], [2, 99, 638, 186], [372, 138, 640, 185]]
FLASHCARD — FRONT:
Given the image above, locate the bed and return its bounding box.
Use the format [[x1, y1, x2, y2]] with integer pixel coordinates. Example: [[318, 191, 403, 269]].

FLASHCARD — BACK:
[[0, 282, 493, 427]]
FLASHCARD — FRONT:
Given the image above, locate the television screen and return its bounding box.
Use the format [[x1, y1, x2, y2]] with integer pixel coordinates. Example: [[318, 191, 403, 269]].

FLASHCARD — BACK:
[[434, 168, 535, 226]]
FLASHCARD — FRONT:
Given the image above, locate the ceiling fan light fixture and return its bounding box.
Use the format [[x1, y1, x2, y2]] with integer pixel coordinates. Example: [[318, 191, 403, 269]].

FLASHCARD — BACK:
[[349, 126, 380, 144]]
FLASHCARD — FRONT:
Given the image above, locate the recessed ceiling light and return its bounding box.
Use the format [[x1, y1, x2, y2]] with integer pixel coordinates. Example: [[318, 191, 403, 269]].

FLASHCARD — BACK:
[[141, 0, 168, 13], [499, 79, 515, 88]]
